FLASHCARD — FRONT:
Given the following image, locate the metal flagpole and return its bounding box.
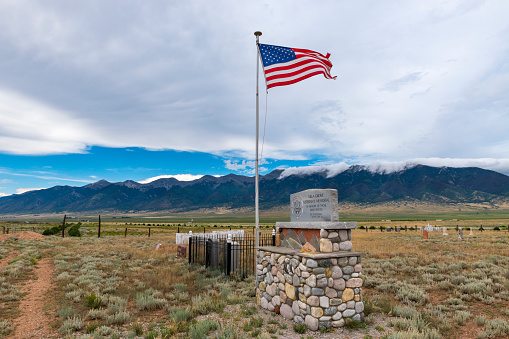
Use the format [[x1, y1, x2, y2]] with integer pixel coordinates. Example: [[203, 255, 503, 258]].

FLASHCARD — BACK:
[[254, 31, 262, 284]]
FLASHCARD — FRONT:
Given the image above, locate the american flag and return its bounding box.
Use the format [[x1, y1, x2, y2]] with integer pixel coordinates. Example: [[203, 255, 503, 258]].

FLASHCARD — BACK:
[[258, 43, 336, 89]]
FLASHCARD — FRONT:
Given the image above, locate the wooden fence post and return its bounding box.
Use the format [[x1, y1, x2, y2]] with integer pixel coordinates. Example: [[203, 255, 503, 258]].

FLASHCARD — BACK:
[[98, 215, 101, 238], [125, 228, 127, 237], [148, 227, 151, 237], [62, 214, 66, 238]]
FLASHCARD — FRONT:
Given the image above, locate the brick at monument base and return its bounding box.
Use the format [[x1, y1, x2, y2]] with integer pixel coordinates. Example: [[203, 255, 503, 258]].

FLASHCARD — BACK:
[[177, 245, 187, 258]]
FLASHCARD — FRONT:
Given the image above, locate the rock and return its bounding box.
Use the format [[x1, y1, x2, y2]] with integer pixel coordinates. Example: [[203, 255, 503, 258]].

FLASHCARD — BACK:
[[316, 277, 328, 288], [338, 303, 347, 312], [342, 266, 354, 275], [299, 293, 307, 303], [319, 296, 329, 308], [337, 257, 348, 266], [331, 266, 342, 279], [307, 295, 319, 306], [326, 268, 331, 278], [267, 303, 275, 311], [294, 315, 304, 324], [320, 229, 328, 238], [275, 305, 280, 314], [271, 266, 278, 275], [272, 295, 281, 306], [330, 298, 341, 306], [259, 281, 266, 291], [346, 300, 355, 309], [288, 238, 303, 250], [298, 232, 307, 245], [311, 307, 323, 318], [306, 259, 318, 268], [324, 306, 337, 316], [328, 231, 338, 239], [302, 271, 310, 278], [284, 274, 292, 283], [320, 238, 333, 253], [333, 278, 345, 290], [339, 241, 352, 251], [332, 319, 345, 328], [293, 274, 300, 287], [263, 292, 272, 302], [319, 316, 332, 322], [261, 297, 268, 309], [354, 264, 362, 272], [292, 299, 300, 315], [343, 309, 355, 318], [346, 278, 363, 288], [311, 288, 324, 296], [266, 283, 277, 296], [352, 273, 359, 278], [310, 235, 320, 252], [339, 230, 349, 241], [333, 243, 340, 251], [355, 301, 364, 313], [325, 287, 337, 299], [277, 271, 285, 284], [303, 284, 311, 297], [348, 257, 357, 265], [313, 267, 326, 275], [285, 283, 296, 300], [332, 311, 342, 320], [306, 275, 317, 287], [342, 288, 354, 302], [352, 314, 361, 321], [305, 315, 319, 331], [354, 294, 361, 301], [280, 303, 294, 320]]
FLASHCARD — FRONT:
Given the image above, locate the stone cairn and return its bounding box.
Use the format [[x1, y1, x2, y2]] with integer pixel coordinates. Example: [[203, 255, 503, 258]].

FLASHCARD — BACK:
[[256, 189, 364, 331]]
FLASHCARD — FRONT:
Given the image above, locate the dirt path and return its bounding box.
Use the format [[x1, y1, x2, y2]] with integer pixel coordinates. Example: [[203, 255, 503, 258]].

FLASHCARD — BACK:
[[11, 257, 57, 339]]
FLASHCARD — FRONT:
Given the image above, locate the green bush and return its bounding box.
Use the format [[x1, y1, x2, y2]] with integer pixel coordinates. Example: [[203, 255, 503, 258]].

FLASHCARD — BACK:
[[293, 323, 307, 334], [68, 222, 81, 237], [83, 294, 102, 309], [359, 225, 365, 229], [493, 226, 501, 231]]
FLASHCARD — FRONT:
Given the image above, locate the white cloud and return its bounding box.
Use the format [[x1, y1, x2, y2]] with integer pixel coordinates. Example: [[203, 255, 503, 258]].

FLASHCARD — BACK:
[[16, 187, 45, 194], [0, 0, 508, 165], [0, 192, 10, 197], [279, 158, 509, 179], [138, 174, 221, 184]]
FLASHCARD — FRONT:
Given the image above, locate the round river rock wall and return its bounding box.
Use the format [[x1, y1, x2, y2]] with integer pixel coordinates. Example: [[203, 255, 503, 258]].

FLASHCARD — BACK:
[[256, 249, 364, 331]]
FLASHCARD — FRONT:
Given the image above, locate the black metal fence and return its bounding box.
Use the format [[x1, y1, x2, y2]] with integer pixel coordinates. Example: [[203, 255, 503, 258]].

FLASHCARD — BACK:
[[188, 233, 274, 279]]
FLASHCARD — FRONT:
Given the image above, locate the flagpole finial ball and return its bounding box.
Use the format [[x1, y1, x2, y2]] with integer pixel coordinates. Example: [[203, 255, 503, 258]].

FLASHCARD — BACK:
[[254, 31, 262, 36]]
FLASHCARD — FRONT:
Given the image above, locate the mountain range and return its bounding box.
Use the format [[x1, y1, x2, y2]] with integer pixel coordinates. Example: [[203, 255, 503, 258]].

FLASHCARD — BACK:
[[1, 164, 509, 214]]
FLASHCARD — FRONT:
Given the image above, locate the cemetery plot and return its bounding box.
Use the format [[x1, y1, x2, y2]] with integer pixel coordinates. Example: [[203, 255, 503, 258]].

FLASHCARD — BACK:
[[0, 224, 508, 338]]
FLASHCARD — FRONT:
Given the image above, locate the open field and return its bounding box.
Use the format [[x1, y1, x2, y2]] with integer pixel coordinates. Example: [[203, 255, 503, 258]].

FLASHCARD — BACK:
[[1, 225, 509, 338], [4, 201, 509, 224]]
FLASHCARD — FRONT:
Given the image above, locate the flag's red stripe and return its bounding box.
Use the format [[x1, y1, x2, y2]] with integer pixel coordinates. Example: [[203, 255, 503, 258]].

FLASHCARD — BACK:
[[266, 64, 331, 82], [266, 71, 326, 89], [264, 57, 331, 75]]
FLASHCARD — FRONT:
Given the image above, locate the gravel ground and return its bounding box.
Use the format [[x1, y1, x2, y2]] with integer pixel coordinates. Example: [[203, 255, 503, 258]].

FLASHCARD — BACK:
[[197, 302, 398, 338]]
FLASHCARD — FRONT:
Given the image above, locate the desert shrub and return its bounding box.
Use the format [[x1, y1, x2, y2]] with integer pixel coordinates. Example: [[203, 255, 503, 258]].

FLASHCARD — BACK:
[[293, 323, 307, 333], [453, 310, 471, 325], [83, 294, 102, 309], [369, 226, 376, 230], [189, 319, 218, 339], [136, 290, 167, 310], [477, 318, 509, 338], [86, 308, 108, 320], [170, 307, 192, 322], [59, 316, 84, 334], [359, 225, 365, 229], [94, 325, 116, 336], [392, 305, 420, 319], [0, 320, 12, 336], [68, 223, 81, 237], [493, 226, 500, 231], [56, 306, 75, 319], [107, 310, 130, 325]]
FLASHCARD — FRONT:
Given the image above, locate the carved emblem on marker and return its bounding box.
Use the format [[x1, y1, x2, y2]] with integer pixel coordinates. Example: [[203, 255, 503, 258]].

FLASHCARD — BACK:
[[291, 195, 304, 218]]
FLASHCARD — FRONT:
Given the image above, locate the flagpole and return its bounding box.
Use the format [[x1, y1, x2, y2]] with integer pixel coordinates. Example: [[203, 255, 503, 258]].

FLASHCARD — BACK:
[[254, 31, 262, 284]]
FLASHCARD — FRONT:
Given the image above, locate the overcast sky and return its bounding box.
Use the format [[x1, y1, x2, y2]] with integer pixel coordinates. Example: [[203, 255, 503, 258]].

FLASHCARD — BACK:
[[1, 0, 509, 196]]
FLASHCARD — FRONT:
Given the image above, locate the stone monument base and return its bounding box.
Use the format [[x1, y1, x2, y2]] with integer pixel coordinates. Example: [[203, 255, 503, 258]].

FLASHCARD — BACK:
[[256, 246, 364, 331]]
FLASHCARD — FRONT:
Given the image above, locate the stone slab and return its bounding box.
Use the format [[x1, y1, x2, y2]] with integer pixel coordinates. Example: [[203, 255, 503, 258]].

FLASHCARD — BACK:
[[258, 246, 362, 259], [276, 221, 358, 230], [290, 189, 339, 222]]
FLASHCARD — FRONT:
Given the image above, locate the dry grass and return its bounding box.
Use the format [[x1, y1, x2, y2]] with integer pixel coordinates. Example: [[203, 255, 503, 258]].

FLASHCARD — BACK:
[[1, 223, 509, 338]]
